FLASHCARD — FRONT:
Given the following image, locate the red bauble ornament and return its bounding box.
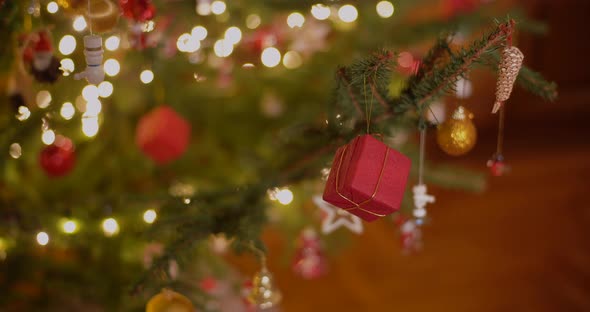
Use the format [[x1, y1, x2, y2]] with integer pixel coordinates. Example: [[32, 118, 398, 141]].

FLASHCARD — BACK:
[[136, 105, 191, 164], [292, 229, 327, 279], [39, 136, 76, 177], [487, 154, 508, 177], [199, 277, 218, 293], [119, 0, 155, 22], [323, 134, 411, 222], [242, 26, 284, 57]]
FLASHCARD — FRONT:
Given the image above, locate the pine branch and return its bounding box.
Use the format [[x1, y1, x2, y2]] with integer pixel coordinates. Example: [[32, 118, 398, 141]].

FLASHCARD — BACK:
[[409, 19, 516, 113], [336, 68, 364, 117]]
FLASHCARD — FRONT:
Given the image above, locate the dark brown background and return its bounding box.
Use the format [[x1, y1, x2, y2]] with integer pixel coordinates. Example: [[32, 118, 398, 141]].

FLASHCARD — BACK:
[[241, 1, 590, 311]]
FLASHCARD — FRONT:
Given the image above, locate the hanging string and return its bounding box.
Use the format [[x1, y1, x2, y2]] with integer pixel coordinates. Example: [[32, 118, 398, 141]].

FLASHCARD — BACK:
[[87, 0, 93, 34], [418, 127, 426, 185], [496, 106, 505, 155], [362, 75, 374, 134]]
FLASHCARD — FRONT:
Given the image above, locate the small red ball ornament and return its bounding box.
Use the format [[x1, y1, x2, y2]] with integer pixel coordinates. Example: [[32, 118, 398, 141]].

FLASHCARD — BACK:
[[487, 154, 507, 177], [119, 0, 155, 22], [136, 105, 191, 164], [292, 229, 327, 279], [39, 136, 76, 177]]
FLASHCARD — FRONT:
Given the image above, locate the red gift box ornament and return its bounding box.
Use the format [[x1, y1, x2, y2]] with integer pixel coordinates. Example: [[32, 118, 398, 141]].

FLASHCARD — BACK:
[[136, 105, 191, 164], [323, 134, 411, 222]]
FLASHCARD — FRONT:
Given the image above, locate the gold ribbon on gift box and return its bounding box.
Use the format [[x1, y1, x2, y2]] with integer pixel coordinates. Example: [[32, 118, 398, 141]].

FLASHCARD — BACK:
[[334, 136, 390, 217]]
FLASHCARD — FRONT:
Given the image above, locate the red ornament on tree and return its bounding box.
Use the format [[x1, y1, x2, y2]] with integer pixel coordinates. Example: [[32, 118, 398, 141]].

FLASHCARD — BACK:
[[242, 26, 284, 58], [136, 105, 191, 164], [199, 277, 218, 293], [399, 219, 422, 254], [22, 30, 62, 83], [119, 0, 156, 22], [39, 136, 76, 177], [487, 154, 508, 177], [323, 134, 411, 222], [292, 229, 327, 279]]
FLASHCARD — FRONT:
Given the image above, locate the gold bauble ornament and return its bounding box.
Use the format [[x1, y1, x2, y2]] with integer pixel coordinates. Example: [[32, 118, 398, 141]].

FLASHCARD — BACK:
[[146, 289, 194, 312], [436, 106, 477, 156], [248, 267, 282, 310], [85, 0, 120, 33]]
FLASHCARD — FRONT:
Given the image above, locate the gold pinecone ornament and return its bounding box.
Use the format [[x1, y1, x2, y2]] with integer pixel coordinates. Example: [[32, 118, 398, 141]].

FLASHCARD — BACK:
[[492, 46, 524, 113], [436, 106, 477, 156], [248, 267, 282, 310]]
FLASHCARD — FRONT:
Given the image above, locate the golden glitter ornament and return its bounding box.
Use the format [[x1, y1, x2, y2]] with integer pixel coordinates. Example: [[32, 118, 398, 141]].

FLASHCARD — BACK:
[[492, 46, 524, 113], [57, 0, 87, 15], [146, 289, 194, 312], [248, 266, 282, 310], [436, 106, 477, 156], [85, 0, 120, 33]]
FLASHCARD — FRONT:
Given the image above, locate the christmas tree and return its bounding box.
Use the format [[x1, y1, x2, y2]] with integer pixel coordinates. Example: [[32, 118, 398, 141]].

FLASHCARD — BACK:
[[0, 0, 556, 310]]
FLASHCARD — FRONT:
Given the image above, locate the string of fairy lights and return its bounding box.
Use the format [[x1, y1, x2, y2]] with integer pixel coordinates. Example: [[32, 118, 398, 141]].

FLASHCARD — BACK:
[[4, 0, 396, 253], [20, 187, 294, 250]]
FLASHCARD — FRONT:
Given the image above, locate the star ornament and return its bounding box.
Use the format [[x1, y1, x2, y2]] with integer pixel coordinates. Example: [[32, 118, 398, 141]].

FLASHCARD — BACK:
[[313, 196, 363, 235]]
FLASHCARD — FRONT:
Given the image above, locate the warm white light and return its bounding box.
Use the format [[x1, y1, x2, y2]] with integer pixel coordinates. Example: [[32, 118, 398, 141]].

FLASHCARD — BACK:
[[413, 208, 427, 218], [82, 85, 99, 101], [376, 1, 394, 18], [338, 5, 358, 23], [186, 38, 201, 53], [59, 35, 76, 55], [101, 218, 119, 236], [196, 1, 211, 15], [283, 51, 302, 69], [224, 26, 242, 44], [104, 59, 120, 76], [60, 58, 75, 75], [60, 102, 75, 120], [42, 130, 56, 145], [191, 26, 208, 40], [105, 35, 120, 51], [246, 14, 261, 29], [16, 106, 31, 121], [143, 20, 155, 32], [47, 1, 58, 14], [73, 15, 87, 32], [276, 189, 294, 205], [143, 209, 157, 224], [455, 77, 473, 99], [36, 232, 49, 246], [82, 114, 99, 137], [287, 12, 305, 28], [140, 70, 154, 84], [261, 47, 281, 68], [9, 143, 22, 159], [211, 1, 226, 15], [311, 4, 330, 20], [98, 81, 113, 98], [36, 90, 52, 108], [85, 99, 102, 116], [61, 219, 78, 234], [214, 39, 234, 57], [176, 33, 191, 52], [177, 33, 200, 52]]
